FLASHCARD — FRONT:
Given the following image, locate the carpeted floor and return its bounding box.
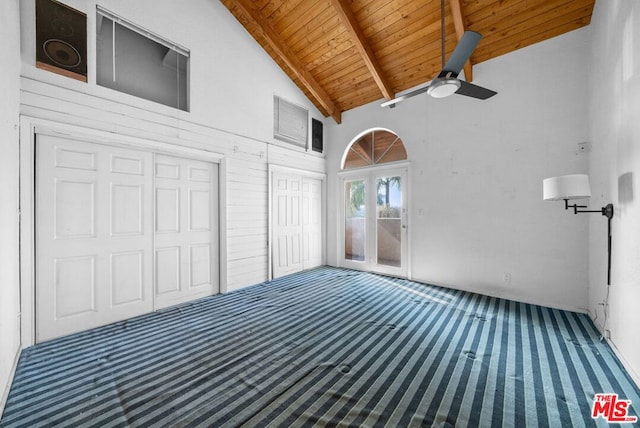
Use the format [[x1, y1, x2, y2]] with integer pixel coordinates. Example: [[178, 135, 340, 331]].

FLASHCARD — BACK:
[[1, 267, 638, 427]]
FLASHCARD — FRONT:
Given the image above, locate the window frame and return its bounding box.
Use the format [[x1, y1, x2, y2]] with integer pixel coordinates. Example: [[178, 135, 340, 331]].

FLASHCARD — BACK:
[[273, 95, 309, 149], [96, 6, 190, 111]]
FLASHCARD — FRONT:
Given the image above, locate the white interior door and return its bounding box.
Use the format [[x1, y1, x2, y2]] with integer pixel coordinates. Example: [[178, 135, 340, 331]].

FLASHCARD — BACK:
[[36, 135, 220, 342], [36, 135, 154, 342], [272, 171, 324, 279], [272, 173, 303, 278], [302, 177, 322, 270], [154, 154, 219, 309]]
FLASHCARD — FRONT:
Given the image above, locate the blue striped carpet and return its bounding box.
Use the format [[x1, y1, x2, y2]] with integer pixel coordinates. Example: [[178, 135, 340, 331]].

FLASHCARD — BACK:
[[1, 267, 639, 427]]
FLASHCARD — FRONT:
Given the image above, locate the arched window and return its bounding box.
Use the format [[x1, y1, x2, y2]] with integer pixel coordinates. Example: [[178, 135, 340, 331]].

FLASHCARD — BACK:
[[342, 129, 407, 170]]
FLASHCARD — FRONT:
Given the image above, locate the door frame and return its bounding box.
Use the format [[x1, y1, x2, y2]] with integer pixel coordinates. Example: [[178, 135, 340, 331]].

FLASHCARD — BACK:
[[20, 116, 226, 347], [338, 161, 411, 278], [268, 164, 326, 280]]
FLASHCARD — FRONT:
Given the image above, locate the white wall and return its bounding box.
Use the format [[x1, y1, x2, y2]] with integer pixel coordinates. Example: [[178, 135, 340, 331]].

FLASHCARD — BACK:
[[588, 0, 640, 384], [326, 28, 591, 311], [18, 0, 326, 291], [0, 0, 22, 410]]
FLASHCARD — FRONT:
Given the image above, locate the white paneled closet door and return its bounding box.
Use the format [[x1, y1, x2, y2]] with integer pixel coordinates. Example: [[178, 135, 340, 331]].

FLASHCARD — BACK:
[[272, 174, 303, 278], [272, 171, 323, 279], [302, 177, 322, 269], [36, 135, 220, 342], [36, 135, 154, 342], [154, 154, 219, 309]]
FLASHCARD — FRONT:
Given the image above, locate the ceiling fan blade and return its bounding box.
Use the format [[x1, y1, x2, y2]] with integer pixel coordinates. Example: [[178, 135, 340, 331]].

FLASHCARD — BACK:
[[440, 30, 482, 77], [455, 80, 497, 99], [380, 84, 431, 107]]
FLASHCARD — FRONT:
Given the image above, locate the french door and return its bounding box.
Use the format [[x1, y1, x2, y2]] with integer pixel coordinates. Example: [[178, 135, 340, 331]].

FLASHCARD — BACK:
[[340, 165, 408, 277]]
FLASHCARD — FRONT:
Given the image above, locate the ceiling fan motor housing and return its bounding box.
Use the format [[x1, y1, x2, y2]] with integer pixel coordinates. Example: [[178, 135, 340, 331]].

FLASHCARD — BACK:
[[427, 77, 461, 98]]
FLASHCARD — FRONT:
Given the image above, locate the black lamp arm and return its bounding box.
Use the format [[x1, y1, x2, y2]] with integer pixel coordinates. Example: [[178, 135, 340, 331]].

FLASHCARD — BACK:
[[563, 199, 614, 219]]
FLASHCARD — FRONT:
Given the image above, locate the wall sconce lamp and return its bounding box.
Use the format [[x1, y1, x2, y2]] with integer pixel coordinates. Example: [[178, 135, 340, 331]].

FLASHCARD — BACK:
[[543, 174, 614, 285]]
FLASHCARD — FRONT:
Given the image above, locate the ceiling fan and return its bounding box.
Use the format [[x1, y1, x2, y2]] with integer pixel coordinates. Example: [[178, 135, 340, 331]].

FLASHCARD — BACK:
[[381, 0, 497, 108]]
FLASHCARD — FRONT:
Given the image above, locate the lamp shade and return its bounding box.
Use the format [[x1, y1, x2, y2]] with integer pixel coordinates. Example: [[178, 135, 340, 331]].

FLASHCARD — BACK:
[[543, 174, 592, 201]]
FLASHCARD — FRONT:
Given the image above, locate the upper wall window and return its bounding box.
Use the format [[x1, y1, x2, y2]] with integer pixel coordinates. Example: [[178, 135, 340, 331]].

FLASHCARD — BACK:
[[342, 129, 407, 169], [96, 7, 189, 111], [274, 96, 308, 149]]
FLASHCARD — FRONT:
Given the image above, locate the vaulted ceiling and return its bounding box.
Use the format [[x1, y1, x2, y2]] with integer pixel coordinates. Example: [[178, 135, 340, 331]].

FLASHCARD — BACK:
[[221, 0, 595, 123]]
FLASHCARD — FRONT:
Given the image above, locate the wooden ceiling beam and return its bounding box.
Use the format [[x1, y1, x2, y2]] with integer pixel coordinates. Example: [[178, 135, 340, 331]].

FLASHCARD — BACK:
[[448, 0, 473, 82], [329, 0, 395, 100], [231, 0, 342, 124]]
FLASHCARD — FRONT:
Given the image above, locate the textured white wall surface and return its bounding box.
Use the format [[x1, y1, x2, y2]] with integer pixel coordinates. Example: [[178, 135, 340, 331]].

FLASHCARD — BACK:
[[325, 28, 592, 312], [588, 0, 640, 384], [0, 0, 22, 412]]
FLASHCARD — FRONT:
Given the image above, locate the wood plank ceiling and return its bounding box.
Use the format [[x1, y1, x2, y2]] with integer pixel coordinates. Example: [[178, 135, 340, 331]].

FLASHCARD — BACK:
[[221, 0, 595, 124]]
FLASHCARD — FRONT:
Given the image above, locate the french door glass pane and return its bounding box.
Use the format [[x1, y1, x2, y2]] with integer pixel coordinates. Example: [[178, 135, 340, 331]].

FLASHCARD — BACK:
[[376, 176, 401, 267], [345, 180, 365, 261]]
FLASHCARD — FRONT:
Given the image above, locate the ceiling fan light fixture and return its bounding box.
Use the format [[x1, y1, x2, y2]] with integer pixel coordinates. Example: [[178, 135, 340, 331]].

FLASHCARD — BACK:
[[427, 77, 461, 98]]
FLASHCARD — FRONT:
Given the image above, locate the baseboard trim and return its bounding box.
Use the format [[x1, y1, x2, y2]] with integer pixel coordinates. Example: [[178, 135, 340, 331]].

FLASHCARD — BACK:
[[409, 275, 588, 314], [0, 346, 21, 420]]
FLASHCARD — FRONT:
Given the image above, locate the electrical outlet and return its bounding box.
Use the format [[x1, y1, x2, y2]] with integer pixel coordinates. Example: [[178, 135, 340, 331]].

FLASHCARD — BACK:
[[503, 273, 511, 283]]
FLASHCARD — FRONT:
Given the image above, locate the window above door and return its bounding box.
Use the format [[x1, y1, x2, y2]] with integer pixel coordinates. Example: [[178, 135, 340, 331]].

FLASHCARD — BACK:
[[342, 129, 407, 170]]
